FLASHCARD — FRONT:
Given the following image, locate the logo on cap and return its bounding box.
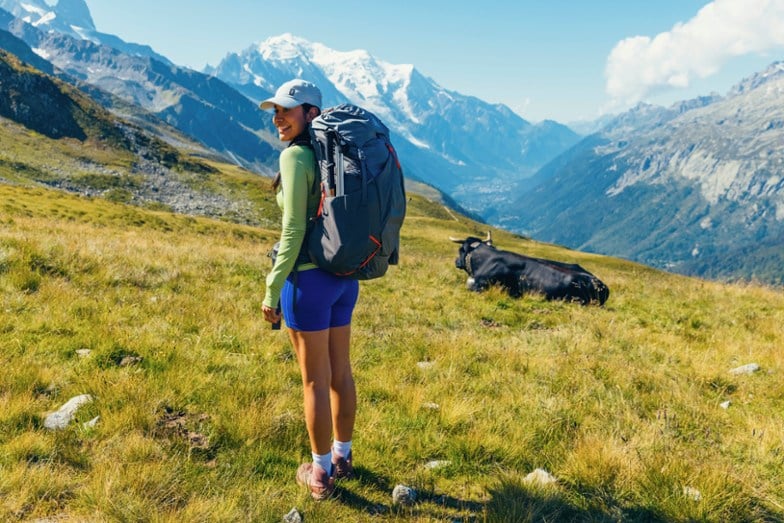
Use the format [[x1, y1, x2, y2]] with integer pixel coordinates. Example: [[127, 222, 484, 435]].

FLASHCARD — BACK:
[[289, 88, 297, 96]]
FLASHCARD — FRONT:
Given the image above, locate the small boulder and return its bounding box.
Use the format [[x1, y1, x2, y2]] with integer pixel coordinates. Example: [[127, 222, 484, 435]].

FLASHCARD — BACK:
[[392, 484, 417, 506], [729, 363, 760, 375], [282, 507, 302, 523], [683, 486, 702, 501], [424, 460, 451, 470], [120, 355, 143, 367], [44, 394, 93, 430], [523, 468, 557, 486]]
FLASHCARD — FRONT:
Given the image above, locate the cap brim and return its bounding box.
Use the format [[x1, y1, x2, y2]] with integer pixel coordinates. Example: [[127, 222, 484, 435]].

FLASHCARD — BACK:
[[259, 95, 301, 110]]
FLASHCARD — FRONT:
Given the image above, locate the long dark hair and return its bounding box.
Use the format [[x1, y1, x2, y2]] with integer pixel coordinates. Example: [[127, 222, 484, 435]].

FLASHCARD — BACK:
[[271, 103, 320, 191]]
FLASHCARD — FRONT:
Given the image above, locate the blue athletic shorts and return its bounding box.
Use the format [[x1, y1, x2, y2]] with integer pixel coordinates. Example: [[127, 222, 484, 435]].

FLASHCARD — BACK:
[[281, 268, 359, 332]]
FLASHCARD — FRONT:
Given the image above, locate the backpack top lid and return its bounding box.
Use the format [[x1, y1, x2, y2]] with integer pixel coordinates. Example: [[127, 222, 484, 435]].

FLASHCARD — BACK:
[[311, 104, 391, 147]]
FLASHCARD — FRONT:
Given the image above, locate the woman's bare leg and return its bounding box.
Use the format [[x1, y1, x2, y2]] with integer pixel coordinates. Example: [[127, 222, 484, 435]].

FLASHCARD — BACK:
[[328, 324, 355, 442], [289, 328, 332, 455]]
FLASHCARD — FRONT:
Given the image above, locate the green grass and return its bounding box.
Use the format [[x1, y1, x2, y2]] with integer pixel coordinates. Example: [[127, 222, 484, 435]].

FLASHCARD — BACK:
[[1, 183, 783, 522], [0, 115, 280, 230]]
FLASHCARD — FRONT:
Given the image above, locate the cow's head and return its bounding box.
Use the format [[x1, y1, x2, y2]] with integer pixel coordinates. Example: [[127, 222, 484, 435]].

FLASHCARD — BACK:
[[449, 231, 493, 271]]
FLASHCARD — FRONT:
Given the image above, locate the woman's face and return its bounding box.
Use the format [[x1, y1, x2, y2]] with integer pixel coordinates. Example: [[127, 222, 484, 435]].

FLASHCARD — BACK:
[[272, 104, 310, 141]]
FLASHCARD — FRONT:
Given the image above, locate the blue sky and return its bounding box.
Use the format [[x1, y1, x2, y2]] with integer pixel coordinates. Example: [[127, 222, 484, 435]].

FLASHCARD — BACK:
[[85, 0, 784, 124]]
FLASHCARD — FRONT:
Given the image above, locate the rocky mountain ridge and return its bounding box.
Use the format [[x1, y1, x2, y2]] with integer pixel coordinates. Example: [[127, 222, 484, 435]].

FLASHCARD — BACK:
[[502, 61, 784, 283], [0, 48, 268, 225], [0, 6, 278, 174], [0, 0, 171, 63]]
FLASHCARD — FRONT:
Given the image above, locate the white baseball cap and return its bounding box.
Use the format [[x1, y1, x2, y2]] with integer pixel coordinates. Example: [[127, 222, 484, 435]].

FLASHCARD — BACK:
[[259, 79, 322, 110]]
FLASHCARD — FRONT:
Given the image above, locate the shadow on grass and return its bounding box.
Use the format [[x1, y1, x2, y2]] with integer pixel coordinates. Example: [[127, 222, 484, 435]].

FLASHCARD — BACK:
[[332, 466, 391, 514], [336, 468, 665, 522], [484, 482, 784, 523], [485, 481, 664, 522], [335, 465, 486, 519]]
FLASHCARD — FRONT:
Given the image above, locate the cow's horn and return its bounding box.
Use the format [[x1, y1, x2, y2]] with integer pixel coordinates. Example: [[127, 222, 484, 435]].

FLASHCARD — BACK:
[[449, 236, 464, 243], [485, 231, 493, 244]]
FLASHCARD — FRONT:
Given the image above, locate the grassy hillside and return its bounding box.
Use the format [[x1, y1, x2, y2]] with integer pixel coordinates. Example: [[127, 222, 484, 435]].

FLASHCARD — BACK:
[[1, 181, 783, 522], [0, 48, 284, 230], [0, 112, 280, 230]]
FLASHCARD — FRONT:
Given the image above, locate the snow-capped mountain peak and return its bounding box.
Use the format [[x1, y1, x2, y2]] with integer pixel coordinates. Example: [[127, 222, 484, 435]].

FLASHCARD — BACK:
[[729, 60, 784, 96], [209, 33, 578, 214], [253, 33, 415, 109], [257, 33, 314, 61], [1, 0, 171, 64], [225, 34, 424, 135], [0, 0, 95, 34]]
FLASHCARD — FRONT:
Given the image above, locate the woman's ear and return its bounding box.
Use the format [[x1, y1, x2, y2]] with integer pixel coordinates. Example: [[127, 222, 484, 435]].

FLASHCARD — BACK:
[[305, 106, 319, 123]]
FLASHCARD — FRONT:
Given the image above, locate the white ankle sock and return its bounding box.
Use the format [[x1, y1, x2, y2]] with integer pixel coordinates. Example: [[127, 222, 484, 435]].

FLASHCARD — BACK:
[[312, 451, 333, 474], [333, 440, 352, 459]]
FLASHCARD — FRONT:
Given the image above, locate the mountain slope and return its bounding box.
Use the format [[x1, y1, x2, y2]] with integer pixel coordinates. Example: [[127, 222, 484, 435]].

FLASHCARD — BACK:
[[0, 27, 51, 73], [0, 0, 171, 63], [0, 45, 173, 146], [2, 171, 784, 521], [505, 62, 784, 284], [0, 9, 278, 174], [0, 49, 280, 226]]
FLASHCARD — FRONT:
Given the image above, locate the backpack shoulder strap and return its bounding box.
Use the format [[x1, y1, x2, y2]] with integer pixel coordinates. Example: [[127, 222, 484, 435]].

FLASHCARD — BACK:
[[288, 130, 312, 149], [288, 131, 319, 196]]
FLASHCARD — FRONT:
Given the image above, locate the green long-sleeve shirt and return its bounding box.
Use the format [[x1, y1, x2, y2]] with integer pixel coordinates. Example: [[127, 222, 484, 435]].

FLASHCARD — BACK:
[[263, 145, 320, 308]]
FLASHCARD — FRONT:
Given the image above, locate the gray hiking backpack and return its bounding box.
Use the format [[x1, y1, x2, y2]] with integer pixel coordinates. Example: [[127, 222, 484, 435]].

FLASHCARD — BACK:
[[306, 104, 406, 279]]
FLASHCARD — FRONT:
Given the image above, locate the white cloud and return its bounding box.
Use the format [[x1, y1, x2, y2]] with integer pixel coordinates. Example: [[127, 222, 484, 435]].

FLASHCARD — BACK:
[[604, 0, 784, 109]]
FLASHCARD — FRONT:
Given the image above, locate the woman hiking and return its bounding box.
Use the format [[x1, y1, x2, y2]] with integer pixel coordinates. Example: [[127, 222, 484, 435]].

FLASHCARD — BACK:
[[260, 79, 357, 500]]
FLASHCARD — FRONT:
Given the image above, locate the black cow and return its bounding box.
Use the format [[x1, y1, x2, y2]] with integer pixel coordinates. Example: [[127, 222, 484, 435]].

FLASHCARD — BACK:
[[451, 233, 609, 305]]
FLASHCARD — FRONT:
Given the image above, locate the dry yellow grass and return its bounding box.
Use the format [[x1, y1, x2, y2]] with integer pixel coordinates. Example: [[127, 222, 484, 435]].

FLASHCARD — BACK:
[[1, 182, 783, 521]]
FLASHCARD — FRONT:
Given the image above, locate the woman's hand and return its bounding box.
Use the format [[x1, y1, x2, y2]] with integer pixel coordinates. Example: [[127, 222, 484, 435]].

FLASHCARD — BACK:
[[262, 304, 282, 324]]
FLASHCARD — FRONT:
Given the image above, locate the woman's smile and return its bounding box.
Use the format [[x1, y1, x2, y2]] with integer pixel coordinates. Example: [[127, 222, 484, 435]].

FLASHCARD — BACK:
[[273, 105, 307, 141]]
